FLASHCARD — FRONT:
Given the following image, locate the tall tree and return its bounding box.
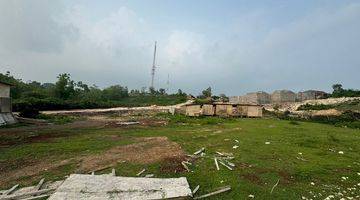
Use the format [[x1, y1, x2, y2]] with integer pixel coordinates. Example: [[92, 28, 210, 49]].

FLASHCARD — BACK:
[[202, 87, 212, 98], [332, 84, 343, 93], [54, 73, 75, 100]]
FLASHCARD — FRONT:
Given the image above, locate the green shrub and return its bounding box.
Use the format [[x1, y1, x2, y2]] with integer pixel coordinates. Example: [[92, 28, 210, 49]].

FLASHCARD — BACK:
[[193, 98, 213, 105], [289, 120, 300, 125], [297, 103, 334, 111], [19, 107, 40, 118]]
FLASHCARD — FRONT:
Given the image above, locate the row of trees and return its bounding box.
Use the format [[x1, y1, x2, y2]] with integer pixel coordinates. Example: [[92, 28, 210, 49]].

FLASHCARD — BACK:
[[1, 72, 187, 101], [0, 72, 187, 112], [331, 84, 360, 98]]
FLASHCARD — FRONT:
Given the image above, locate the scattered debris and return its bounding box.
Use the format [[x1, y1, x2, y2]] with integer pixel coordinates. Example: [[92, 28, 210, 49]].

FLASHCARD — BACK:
[[116, 121, 140, 126], [270, 179, 280, 194], [2, 184, 19, 196], [22, 194, 51, 200], [192, 185, 200, 195], [136, 169, 146, 176], [90, 166, 112, 174], [194, 147, 205, 155], [220, 159, 235, 167], [1, 188, 56, 200], [145, 174, 154, 178], [183, 161, 192, 165], [296, 156, 307, 161], [214, 158, 220, 170], [216, 151, 224, 156], [193, 186, 231, 199], [181, 161, 190, 172], [111, 168, 116, 176], [35, 178, 45, 191], [219, 161, 233, 171]]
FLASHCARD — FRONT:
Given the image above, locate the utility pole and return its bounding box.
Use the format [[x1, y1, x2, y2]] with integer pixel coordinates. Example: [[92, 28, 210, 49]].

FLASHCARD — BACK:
[[150, 41, 157, 89]]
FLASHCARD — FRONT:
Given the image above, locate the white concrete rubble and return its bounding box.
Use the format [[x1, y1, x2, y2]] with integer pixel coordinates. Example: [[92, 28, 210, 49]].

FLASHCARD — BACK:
[[49, 174, 192, 200]]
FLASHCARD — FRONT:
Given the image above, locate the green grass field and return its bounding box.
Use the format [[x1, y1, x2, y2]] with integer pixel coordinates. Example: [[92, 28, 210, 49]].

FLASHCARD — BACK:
[[1, 115, 359, 199]]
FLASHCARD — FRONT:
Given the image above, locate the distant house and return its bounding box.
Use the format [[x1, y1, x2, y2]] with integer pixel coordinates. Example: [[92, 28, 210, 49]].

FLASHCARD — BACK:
[[271, 90, 296, 103], [0, 81, 17, 126], [297, 90, 328, 101], [229, 91, 271, 105]]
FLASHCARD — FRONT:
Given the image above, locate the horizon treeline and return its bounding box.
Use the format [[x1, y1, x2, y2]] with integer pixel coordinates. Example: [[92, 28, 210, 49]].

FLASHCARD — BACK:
[[0, 71, 187, 113]]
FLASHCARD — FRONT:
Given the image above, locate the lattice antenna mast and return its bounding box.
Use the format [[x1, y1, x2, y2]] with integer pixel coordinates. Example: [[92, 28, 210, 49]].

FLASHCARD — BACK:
[[150, 41, 157, 89], [166, 74, 170, 92]]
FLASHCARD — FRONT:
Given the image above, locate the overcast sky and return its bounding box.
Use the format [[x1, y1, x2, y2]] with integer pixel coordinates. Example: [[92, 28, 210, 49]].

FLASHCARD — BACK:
[[0, 0, 359, 95]]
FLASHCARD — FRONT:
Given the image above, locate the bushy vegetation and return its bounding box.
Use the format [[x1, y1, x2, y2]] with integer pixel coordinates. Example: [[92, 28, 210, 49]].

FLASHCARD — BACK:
[[297, 99, 360, 111], [297, 103, 335, 111], [269, 109, 360, 129], [1, 72, 187, 114], [308, 110, 360, 129], [331, 83, 360, 97], [194, 86, 229, 104]]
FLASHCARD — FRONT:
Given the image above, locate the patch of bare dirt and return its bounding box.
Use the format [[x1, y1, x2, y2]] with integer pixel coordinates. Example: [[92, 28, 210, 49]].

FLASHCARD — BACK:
[[241, 173, 264, 185], [0, 137, 184, 188], [242, 167, 294, 186], [160, 156, 188, 174], [277, 170, 294, 185], [0, 158, 75, 188], [78, 137, 184, 172], [0, 120, 105, 136]]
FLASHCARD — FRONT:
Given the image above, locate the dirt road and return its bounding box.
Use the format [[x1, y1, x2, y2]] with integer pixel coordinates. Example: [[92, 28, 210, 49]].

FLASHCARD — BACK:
[[41, 100, 192, 115]]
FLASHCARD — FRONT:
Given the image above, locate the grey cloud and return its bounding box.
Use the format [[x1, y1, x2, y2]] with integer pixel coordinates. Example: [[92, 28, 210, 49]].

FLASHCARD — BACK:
[[0, 0, 73, 53], [0, 1, 359, 96]]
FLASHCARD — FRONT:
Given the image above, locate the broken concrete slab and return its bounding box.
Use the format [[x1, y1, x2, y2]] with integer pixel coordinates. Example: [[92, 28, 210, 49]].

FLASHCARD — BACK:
[[0, 180, 62, 200], [0, 113, 17, 126], [49, 174, 192, 200], [116, 121, 140, 126]]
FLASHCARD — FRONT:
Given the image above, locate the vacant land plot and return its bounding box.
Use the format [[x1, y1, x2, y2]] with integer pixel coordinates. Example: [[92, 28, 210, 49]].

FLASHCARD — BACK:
[[0, 115, 359, 199]]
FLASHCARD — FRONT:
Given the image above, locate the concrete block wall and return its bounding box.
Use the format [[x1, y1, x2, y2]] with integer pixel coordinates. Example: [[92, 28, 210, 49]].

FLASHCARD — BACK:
[[271, 90, 296, 103], [230, 91, 271, 105], [0, 83, 10, 98]]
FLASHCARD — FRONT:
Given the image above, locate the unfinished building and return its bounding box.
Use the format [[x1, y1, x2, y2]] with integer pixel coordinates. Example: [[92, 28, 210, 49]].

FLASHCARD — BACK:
[[229, 91, 270, 105], [182, 103, 263, 117], [296, 90, 328, 101], [214, 103, 234, 117], [271, 90, 296, 103], [184, 104, 202, 116], [202, 104, 215, 116], [0, 81, 16, 126]]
